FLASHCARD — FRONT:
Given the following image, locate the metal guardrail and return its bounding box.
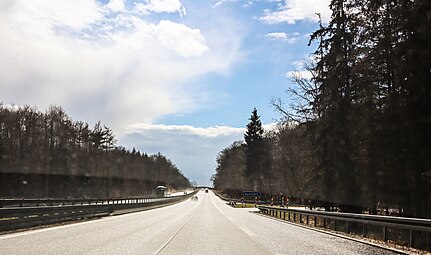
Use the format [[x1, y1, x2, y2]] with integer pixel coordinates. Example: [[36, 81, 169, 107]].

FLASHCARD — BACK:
[[0, 196, 171, 208], [212, 192, 269, 206], [0, 191, 197, 232], [0, 205, 111, 232], [258, 206, 431, 250]]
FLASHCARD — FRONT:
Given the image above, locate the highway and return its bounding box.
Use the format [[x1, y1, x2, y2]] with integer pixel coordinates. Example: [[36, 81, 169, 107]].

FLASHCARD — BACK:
[[0, 191, 398, 255]]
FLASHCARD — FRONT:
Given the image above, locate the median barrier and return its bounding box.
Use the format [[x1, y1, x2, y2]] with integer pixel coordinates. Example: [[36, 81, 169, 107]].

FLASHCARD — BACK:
[[0, 191, 197, 232]]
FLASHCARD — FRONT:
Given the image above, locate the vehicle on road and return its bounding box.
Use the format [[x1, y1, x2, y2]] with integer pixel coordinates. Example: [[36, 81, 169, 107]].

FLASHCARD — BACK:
[[191, 196, 198, 201], [156, 186, 167, 197], [205, 189, 208, 193]]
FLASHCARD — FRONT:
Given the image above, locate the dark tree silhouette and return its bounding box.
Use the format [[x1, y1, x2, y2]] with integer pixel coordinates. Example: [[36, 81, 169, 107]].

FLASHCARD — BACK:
[[0, 104, 191, 198]]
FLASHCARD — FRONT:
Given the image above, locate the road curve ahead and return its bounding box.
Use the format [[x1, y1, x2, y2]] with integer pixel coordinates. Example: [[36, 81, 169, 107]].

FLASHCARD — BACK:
[[0, 191, 398, 255]]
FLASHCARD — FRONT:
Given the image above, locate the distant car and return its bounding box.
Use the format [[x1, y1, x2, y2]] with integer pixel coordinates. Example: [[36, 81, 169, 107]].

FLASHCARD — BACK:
[[191, 196, 198, 201], [205, 189, 208, 193]]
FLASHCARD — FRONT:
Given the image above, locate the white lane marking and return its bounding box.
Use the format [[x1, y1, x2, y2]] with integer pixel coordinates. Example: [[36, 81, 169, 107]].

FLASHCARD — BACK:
[[239, 226, 256, 237], [155, 216, 194, 255], [210, 193, 257, 237]]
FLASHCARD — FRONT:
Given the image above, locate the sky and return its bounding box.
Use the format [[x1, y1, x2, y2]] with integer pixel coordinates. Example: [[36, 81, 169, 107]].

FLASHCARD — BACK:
[[0, 0, 331, 186]]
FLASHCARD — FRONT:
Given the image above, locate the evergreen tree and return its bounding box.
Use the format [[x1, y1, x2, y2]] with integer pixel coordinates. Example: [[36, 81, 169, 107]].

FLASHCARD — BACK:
[[308, 0, 361, 210], [244, 108, 265, 191]]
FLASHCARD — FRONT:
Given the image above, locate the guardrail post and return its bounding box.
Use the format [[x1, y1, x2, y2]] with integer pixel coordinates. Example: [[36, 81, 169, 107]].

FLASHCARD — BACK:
[[383, 226, 388, 242], [283, 212, 286, 220], [362, 224, 366, 237], [323, 218, 326, 228], [288, 212, 290, 221], [426, 232, 429, 251], [409, 230, 413, 247], [293, 213, 296, 222], [314, 216, 317, 227], [334, 220, 337, 231], [306, 215, 309, 225]]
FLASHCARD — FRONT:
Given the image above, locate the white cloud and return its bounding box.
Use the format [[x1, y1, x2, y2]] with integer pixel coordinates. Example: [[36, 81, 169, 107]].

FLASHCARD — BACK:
[[15, 0, 104, 31], [135, 0, 186, 16], [263, 123, 277, 131], [155, 20, 209, 57], [126, 123, 244, 137], [0, 1, 241, 131], [242, 1, 254, 8], [213, 0, 238, 8], [106, 0, 125, 12], [266, 32, 288, 40], [286, 70, 313, 80], [259, 0, 331, 24], [120, 123, 245, 185], [265, 32, 299, 44]]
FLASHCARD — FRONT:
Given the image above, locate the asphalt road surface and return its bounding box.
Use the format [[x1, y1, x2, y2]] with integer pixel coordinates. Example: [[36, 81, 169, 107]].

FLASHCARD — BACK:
[[0, 191, 399, 255]]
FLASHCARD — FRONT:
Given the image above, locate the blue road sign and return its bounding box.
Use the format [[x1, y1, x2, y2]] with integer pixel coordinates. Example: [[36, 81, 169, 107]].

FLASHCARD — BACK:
[[243, 191, 261, 197]]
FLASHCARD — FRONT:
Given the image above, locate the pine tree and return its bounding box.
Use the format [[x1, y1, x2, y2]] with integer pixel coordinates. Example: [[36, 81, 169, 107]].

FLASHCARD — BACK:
[[308, 0, 361, 210], [244, 108, 265, 191]]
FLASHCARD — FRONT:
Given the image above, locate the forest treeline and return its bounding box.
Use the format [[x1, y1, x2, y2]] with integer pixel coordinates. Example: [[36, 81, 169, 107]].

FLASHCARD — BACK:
[[212, 0, 431, 217], [0, 104, 191, 198]]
